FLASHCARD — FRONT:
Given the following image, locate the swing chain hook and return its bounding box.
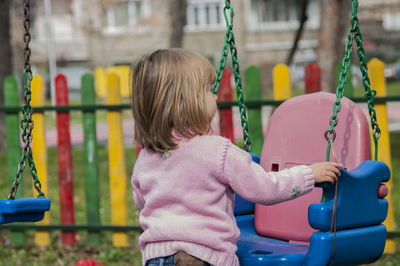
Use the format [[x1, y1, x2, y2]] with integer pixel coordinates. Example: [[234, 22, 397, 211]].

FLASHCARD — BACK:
[[324, 129, 336, 143], [223, 0, 234, 29]]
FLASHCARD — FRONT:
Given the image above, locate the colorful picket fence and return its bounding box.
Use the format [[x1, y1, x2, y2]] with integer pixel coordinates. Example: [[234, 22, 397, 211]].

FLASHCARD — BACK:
[[0, 59, 395, 252]]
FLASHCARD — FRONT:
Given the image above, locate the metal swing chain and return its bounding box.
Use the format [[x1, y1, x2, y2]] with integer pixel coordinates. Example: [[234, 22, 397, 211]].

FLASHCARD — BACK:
[[353, 3, 381, 161], [325, 0, 381, 162], [213, 0, 252, 152], [8, 0, 45, 200], [324, 0, 382, 259]]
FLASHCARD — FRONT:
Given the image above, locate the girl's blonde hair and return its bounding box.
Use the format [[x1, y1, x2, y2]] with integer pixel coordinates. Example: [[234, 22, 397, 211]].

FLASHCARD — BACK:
[[131, 49, 216, 152]]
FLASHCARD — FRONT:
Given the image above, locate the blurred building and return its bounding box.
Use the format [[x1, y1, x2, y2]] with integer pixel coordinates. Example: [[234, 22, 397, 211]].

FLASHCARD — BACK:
[[29, 0, 319, 71], [17, 0, 400, 93], [358, 0, 400, 59]]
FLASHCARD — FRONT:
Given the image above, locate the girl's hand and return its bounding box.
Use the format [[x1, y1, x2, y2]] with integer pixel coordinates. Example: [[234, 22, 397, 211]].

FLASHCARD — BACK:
[[310, 162, 343, 184]]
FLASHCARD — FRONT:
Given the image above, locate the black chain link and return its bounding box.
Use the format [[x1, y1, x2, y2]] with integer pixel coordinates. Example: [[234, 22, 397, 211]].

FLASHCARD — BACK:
[[8, 0, 45, 199], [23, 0, 32, 76]]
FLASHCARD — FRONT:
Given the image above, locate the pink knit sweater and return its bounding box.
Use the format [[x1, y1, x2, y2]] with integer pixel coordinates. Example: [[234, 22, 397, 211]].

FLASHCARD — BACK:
[[131, 135, 314, 266]]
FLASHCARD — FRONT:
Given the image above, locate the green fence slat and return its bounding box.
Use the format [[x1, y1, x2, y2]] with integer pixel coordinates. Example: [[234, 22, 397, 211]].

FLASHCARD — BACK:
[[336, 63, 353, 98], [4, 75, 26, 246], [81, 73, 101, 246], [245, 66, 264, 156]]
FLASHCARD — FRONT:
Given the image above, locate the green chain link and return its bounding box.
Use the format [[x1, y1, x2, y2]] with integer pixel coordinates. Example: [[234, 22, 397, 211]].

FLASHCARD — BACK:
[[326, 0, 381, 161], [8, 70, 45, 200], [8, 0, 45, 200], [213, 0, 252, 152]]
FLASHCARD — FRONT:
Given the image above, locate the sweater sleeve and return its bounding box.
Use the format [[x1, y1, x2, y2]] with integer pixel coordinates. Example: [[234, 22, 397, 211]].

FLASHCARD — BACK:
[[221, 141, 315, 205], [132, 174, 145, 210]]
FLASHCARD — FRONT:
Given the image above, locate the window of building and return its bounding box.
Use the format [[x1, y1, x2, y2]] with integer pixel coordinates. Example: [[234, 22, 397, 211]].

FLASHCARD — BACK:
[[382, 12, 400, 31], [246, 0, 320, 31], [186, 0, 225, 31], [253, 0, 298, 22], [105, 0, 150, 32]]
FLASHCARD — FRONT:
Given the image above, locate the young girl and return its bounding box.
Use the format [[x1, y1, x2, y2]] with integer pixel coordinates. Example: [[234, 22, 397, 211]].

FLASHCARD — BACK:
[[131, 49, 342, 266]]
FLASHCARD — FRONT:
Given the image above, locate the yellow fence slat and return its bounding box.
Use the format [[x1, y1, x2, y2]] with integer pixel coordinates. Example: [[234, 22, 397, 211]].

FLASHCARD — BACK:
[[368, 58, 396, 254], [31, 75, 50, 246], [106, 73, 129, 247], [273, 64, 291, 100], [94, 67, 107, 99], [95, 66, 131, 99], [108, 66, 130, 98]]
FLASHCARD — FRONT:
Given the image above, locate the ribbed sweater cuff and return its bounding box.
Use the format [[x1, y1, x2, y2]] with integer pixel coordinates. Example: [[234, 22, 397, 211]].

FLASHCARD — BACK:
[[298, 165, 315, 194], [142, 241, 239, 266]]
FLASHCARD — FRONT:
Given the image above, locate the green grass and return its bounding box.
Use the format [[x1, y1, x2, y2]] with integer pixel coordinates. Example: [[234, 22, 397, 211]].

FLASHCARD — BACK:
[[0, 244, 142, 266]]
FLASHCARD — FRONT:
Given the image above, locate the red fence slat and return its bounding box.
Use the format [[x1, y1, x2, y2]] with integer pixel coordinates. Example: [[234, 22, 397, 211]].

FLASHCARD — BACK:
[[305, 63, 322, 94], [55, 74, 76, 245], [218, 68, 234, 143]]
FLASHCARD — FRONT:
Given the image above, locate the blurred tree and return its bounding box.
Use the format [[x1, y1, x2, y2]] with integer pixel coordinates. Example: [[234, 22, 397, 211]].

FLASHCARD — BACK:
[[287, 0, 310, 65], [169, 0, 187, 48], [0, 0, 12, 152], [317, 0, 351, 92]]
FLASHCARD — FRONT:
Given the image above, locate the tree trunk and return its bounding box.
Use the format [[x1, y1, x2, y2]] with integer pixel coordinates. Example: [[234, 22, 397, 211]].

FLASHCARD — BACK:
[[317, 0, 350, 92], [169, 0, 187, 48], [0, 0, 12, 152], [286, 0, 309, 66]]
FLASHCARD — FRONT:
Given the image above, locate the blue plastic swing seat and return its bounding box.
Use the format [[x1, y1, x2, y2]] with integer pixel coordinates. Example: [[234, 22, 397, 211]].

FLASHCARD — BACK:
[[235, 159, 390, 266], [0, 198, 50, 224], [233, 92, 391, 265]]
